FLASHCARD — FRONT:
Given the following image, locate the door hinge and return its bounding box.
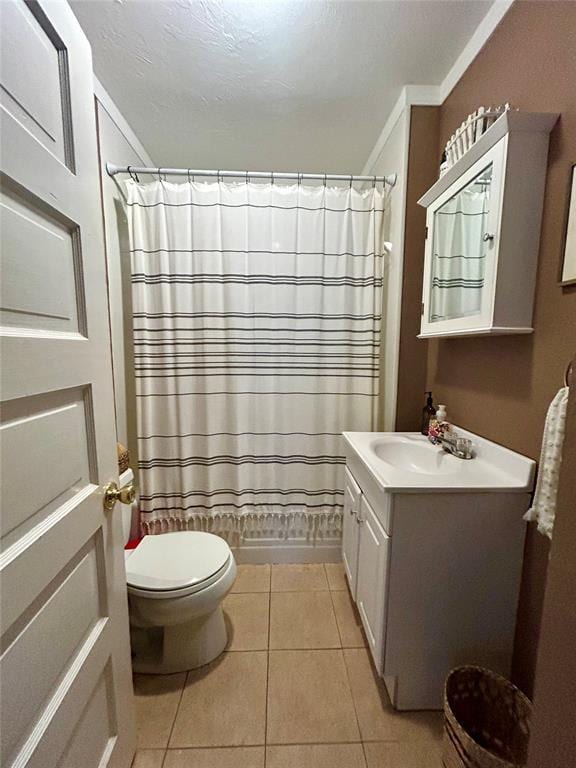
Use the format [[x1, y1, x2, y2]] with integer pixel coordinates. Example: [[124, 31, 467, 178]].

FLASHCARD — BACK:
[[425, 226, 428, 239], [421, 302, 424, 316]]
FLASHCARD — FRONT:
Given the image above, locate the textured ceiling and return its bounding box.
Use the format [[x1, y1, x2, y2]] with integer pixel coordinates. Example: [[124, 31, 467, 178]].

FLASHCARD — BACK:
[[72, 0, 494, 172]]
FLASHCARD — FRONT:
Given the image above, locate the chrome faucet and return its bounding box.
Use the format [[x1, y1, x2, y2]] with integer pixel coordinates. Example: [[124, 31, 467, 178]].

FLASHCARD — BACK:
[[430, 432, 474, 460]]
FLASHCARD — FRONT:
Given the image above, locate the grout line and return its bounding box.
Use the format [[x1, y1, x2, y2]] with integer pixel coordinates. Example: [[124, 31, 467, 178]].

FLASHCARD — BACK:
[[265, 739, 368, 746], [264, 587, 271, 767], [341, 645, 365, 750], [164, 671, 188, 753], [329, 588, 345, 649], [159, 738, 410, 751]]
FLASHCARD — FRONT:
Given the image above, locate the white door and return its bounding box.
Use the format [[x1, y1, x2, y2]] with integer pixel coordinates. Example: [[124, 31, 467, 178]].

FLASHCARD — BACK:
[[342, 468, 361, 596], [0, 2, 135, 767], [356, 496, 390, 674]]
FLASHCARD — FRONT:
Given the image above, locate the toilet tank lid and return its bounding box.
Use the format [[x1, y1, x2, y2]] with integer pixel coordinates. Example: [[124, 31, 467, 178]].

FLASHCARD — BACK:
[[125, 531, 231, 592]]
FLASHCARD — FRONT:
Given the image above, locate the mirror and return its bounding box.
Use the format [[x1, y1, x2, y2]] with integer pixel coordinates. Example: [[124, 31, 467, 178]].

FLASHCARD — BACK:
[[429, 163, 493, 323]]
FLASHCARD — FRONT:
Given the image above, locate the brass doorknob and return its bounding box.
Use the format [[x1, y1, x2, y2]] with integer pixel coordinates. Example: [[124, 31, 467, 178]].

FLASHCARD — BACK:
[[103, 480, 136, 510]]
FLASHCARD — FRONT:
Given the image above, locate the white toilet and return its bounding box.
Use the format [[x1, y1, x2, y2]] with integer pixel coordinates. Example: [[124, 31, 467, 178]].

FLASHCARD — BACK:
[[121, 478, 237, 673]]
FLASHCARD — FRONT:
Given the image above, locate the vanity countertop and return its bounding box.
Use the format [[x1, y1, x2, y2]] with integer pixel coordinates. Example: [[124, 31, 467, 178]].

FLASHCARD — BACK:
[[343, 428, 536, 494]]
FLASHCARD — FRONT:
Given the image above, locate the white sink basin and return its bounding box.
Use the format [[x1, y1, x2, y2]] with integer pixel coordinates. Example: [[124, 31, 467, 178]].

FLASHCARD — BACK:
[[371, 437, 461, 476], [343, 429, 535, 492]]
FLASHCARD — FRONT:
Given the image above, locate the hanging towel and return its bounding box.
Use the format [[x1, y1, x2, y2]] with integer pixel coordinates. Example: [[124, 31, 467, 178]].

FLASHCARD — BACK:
[[524, 387, 569, 539]]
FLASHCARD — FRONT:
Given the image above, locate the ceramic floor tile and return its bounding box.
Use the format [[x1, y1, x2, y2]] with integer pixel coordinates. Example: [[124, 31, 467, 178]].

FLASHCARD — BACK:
[[230, 564, 271, 593], [133, 673, 186, 748], [271, 564, 329, 592], [132, 750, 166, 768], [363, 741, 443, 768], [269, 591, 340, 649], [324, 563, 347, 591], [267, 649, 360, 744], [266, 744, 366, 768], [331, 589, 367, 648], [169, 651, 267, 747], [224, 593, 269, 651], [163, 746, 265, 768], [343, 649, 443, 743]]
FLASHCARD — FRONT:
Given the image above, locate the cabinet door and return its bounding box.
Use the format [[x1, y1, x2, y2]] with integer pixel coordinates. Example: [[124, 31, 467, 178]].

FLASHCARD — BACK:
[[356, 496, 390, 674], [420, 137, 506, 337], [342, 469, 361, 597]]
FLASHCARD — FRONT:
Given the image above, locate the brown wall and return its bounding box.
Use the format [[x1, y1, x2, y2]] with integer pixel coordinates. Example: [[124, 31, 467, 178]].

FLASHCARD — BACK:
[[527, 361, 576, 767], [399, 1, 576, 696], [395, 106, 440, 431]]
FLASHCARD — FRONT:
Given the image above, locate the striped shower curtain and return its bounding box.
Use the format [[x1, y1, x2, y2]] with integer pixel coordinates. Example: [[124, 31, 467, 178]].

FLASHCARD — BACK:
[[125, 180, 385, 542]]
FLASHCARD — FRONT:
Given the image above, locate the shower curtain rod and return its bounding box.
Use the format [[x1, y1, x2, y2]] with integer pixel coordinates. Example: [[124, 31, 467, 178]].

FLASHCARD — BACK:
[[106, 163, 397, 187]]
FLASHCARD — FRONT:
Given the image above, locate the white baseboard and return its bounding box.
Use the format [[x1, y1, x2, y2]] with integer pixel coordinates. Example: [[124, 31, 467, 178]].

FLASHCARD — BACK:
[[232, 538, 342, 564]]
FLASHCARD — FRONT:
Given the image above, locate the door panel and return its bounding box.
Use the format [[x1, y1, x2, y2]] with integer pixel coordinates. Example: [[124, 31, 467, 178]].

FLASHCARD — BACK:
[[1, 540, 103, 762], [1, 186, 83, 333], [1, 388, 93, 550], [0, 2, 135, 767], [342, 468, 361, 596], [356, 496, 390, 674], [0, 0, 73, 167]]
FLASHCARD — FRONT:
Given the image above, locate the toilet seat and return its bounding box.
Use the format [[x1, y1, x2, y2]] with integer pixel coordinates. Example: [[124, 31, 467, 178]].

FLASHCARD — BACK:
[[126, 531, 232, 599]]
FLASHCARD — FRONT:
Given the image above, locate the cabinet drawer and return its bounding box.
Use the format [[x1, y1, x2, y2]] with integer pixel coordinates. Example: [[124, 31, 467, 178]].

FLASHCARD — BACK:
[[345, 456, 392, 534]]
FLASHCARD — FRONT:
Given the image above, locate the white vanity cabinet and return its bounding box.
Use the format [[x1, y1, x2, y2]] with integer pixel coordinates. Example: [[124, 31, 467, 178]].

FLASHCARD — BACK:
[[342, 430, 535, 710], [417, 111, 557, 338]]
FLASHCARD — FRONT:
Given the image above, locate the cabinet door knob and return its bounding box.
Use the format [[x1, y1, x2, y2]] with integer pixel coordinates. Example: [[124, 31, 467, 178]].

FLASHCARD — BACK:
[[482, 232, 494, 242]]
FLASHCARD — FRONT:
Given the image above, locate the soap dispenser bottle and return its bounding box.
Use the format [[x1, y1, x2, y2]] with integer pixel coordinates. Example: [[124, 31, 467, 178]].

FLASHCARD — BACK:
[[436, 404, 447, 424], [421, 392, 437, 436]]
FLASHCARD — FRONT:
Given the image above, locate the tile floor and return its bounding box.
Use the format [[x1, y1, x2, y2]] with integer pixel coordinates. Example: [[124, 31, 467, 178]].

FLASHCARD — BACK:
[[132, 563, 443, 768]]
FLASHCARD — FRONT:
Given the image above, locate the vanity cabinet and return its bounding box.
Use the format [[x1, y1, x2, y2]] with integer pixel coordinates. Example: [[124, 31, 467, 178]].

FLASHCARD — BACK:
[[342, 432, 532, 710], [417, 111, 557, 338]]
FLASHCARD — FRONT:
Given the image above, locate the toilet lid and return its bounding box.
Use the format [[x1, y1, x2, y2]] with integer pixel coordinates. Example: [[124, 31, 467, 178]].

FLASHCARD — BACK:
[[125, 531, 231, 592]]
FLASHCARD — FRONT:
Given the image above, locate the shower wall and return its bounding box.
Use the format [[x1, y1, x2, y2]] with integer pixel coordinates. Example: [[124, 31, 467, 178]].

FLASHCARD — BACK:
[[363, 104, 410, 432], [94, 81, 154, 490]]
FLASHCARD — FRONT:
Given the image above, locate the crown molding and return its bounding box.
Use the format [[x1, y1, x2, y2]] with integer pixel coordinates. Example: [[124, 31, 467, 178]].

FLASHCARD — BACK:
[[362, 0, 515, 173], [362, 85, 440, 173], [439, 0, 515, 102]]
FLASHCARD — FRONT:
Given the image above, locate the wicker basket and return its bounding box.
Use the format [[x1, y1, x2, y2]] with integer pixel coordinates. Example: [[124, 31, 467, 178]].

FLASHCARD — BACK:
[[443, 666, 532, 768]]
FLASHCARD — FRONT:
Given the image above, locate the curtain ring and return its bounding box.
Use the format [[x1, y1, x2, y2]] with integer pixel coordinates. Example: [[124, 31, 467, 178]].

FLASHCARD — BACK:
[[157, 167, 163, 182], [349, 175, 353, 189], [187, 168, 192, 184], [217, 170, 221, 183], [372, 175, 377, 189], [127, 165, 139, 182], [298, 172, 302, 186], [271, 171, 274, 185], [324, 173, 327, 187], [245, 171, 249, 185]]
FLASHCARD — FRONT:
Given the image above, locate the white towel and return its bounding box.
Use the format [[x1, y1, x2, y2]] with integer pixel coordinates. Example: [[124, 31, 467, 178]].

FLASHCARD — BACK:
[[524, 387, 569, 539]]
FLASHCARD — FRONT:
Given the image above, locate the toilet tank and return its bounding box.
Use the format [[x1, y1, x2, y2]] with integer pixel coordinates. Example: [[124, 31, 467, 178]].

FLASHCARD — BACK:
[[119, 468, 137, 546]]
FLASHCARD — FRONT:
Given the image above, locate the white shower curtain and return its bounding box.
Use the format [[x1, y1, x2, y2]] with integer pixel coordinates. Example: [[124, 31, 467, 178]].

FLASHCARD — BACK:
[[125, 180, 385, 541]]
